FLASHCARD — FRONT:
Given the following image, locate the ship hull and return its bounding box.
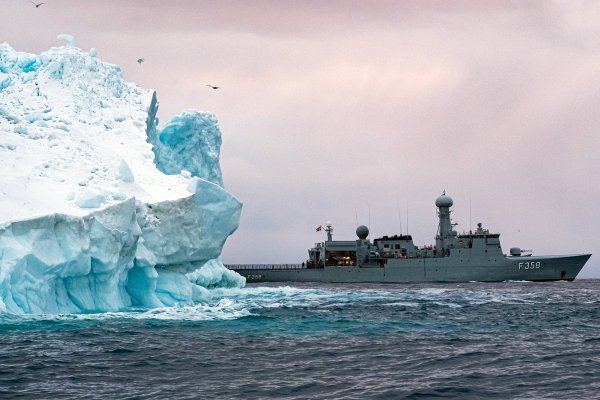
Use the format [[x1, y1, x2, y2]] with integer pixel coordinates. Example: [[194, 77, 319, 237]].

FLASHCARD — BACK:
[[232, 254, 591, 284]]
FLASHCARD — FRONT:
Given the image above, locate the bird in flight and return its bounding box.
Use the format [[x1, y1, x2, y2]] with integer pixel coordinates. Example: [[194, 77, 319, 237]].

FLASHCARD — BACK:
[[137, 58, 145, 65], [206, 84, 220, 90], [32, 1, 44, 7]]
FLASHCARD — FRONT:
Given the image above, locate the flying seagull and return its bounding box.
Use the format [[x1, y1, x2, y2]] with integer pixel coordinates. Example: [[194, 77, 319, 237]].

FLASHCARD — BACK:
[[137, 58, 145, 65], [206, 84, 220, 90], [32, 1, 44, 7]]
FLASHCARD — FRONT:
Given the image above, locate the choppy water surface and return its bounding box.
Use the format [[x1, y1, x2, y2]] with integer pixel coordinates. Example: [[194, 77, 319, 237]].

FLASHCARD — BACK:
[[2, 280, 600, 399]]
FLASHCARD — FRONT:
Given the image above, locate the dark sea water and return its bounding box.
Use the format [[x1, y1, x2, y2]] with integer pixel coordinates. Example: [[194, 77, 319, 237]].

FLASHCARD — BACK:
[[1, 280, 600, 399]]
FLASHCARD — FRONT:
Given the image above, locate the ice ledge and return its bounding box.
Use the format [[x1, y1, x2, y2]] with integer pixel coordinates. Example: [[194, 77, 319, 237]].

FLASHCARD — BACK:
[[0, 180, 243, 314]]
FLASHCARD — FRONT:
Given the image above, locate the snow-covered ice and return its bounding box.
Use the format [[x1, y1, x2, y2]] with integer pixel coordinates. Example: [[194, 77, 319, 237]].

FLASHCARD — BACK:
[[0, 37, 244, 314]]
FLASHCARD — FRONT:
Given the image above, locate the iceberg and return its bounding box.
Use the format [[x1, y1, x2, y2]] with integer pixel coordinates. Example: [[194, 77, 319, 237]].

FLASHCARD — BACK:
[[0, 37, 244, 314]]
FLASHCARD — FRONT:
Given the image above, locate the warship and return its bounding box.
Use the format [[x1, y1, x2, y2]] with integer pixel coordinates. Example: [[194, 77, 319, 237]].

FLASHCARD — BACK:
[[228, 193, 591, 283]]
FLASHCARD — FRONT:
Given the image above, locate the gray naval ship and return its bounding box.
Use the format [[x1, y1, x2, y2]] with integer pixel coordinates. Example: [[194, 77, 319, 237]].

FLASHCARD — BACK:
[[228, 193, 591, 283]]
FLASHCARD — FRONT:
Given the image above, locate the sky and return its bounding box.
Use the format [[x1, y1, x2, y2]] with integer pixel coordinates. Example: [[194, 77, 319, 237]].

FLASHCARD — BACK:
[[2, 0, 600, 277]]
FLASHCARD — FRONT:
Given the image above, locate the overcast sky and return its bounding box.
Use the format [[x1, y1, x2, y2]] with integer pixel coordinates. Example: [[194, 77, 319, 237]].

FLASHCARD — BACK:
[[3, 0, 599, 277]]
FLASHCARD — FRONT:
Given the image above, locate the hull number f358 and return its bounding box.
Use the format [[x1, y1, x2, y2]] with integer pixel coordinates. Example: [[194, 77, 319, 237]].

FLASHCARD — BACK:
[[518, 261, 541, 270]]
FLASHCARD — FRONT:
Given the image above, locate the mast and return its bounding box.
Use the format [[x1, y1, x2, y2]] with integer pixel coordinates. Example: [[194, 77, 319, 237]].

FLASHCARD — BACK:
[[435, 191, 454, 255], [325, 221, 333, 242]]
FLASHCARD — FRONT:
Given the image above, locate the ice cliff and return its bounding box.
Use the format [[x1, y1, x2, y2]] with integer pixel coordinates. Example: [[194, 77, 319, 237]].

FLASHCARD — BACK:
[[0, 36, 244, 314]]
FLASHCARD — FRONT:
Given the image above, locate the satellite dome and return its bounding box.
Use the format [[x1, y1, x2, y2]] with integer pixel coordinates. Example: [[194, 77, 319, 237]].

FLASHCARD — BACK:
[[356, 225, 369, 239], [435, 193, 453, 208]]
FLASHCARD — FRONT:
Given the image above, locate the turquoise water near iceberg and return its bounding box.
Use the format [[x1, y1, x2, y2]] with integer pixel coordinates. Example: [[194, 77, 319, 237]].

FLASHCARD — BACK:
[[1, 280, 600, 399]]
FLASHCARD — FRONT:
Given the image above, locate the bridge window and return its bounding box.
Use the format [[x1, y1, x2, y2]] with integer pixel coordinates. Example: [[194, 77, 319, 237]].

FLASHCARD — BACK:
[[325, 251, 357, 266]]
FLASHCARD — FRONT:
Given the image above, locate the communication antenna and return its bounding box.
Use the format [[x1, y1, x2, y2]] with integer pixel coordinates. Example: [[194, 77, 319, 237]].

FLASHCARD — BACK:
[[469, 192, 472, 234], [397, 200, 402, 235], [406, 201, 409, 235]]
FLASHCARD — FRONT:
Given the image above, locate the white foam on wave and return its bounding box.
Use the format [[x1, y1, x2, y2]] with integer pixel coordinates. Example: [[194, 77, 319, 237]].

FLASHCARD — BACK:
[[211, 286, 328, 311], [381, 301, 420, 307], [131, 299, 251, 321], [12, 298, 251, 322], [1, 283, 562, 323], [432, 301, 463, 308], [417, 288, 453, 295]]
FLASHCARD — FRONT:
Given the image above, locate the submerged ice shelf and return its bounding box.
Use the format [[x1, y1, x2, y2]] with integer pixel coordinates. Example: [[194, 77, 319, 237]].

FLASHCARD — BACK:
[[0, 36, 244, 314]]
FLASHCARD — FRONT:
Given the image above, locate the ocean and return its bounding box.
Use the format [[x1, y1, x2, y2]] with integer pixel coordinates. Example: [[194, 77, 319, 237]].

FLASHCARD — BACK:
[[1, 280, 600, 399]]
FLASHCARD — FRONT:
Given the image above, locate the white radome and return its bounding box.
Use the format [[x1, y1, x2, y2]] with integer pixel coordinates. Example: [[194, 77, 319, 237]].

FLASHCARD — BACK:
[[435, 194, 453, 208]]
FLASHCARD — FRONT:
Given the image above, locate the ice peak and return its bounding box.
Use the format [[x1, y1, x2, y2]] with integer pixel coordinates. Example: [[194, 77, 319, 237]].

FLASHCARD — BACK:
[[57, 33, 76, 47], [0, 40, 226, 221], [0, 41, 163, 221]]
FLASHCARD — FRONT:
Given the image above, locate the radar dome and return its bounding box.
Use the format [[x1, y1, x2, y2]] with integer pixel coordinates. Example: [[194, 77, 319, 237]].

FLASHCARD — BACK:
[[435, 193, 453, 208], [356, 225, 369, 239]]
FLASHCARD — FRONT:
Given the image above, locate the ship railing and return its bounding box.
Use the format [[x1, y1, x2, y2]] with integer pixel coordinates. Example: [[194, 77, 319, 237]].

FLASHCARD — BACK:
[[225, 264, 306, 270]]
